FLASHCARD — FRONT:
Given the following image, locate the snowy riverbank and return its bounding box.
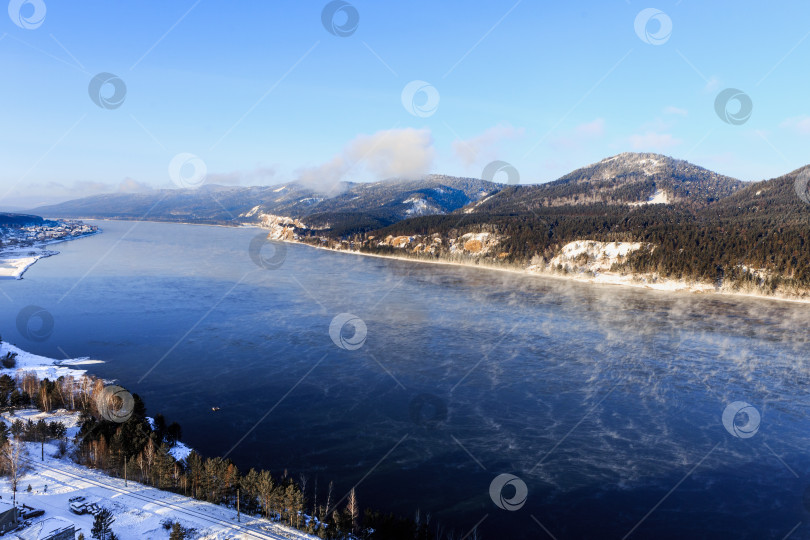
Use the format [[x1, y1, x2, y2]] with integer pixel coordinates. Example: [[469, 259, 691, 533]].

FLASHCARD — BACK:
[[0, 230, 101, 280], [0, 343, 294, 539], [293, 239, 810, 305]]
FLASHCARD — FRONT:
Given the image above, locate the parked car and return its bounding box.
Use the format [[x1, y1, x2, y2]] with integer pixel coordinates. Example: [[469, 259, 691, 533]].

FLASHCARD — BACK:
[[21, 509, 44, 519], [68, 502, 86, 515]]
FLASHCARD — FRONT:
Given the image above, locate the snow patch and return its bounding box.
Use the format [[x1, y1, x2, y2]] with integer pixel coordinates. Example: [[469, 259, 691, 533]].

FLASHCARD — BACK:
[[169, 442, 192, 462], [547, 240, 643, 274], [629, 189, 669, 206], [403, 197, 440, 216], [240, 205, 263, 218]]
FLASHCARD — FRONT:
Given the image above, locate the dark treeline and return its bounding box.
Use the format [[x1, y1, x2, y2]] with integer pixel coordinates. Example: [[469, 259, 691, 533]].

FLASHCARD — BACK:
[[78, 396, 468, 539], [313, 172, 810, 293]]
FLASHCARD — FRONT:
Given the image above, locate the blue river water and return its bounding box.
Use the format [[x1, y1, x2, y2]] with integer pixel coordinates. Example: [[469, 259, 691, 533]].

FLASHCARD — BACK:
[[2, 220, 809, 539]]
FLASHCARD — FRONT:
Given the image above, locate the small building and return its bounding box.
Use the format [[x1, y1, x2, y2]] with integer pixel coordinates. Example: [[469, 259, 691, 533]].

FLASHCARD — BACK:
[[0, 500, 18, 533], [15, 517, 76, 540]]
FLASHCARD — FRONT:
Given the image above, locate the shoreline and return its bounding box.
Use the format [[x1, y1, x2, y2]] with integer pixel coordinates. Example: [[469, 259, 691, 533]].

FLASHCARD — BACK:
[[0, 230, 101, 280], [34, 217, 810, 305], [294, 241, 810, 305], [0, 340, 192, 461], [0, 341, 97, 381]]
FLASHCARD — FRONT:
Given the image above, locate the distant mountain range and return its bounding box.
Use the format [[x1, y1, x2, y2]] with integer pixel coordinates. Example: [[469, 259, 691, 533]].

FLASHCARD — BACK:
[[33, 152, 744, 225], [28, 152, 810, 295], [31, 175, 499, 232]]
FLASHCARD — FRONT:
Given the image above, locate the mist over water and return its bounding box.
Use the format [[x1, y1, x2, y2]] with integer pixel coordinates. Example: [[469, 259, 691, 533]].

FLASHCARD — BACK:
[[3, 220, 809, 539]]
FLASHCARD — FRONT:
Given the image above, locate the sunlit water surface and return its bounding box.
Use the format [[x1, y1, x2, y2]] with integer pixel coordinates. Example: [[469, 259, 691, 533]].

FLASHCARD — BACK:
[[2, 220, 809, 539]]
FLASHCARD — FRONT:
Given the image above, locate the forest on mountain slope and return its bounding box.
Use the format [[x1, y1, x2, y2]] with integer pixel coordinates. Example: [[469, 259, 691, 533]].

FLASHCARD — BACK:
[[306, 167, 810, 292]]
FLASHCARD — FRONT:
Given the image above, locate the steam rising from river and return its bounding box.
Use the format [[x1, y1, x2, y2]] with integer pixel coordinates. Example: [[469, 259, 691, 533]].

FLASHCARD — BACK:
[[6, 221, 809, 539]]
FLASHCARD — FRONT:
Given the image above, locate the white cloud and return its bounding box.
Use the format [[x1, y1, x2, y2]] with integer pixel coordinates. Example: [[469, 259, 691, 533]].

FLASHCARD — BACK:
[[628, 132, 682, 150], [118, 177, 155, 193], [347, 128, 435, 178], [780, 116, 810, 135], [574, 118, 605, 137], [452, 124, 525, 167], [663, 106, 688, 116], [295, 128, 436, 193], [549, 118, 605, 150], [296, 155, 349, 194]]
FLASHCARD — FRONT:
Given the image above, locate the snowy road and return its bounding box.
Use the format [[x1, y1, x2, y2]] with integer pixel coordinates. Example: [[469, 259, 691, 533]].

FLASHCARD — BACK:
[[4, 447, 317, 540]]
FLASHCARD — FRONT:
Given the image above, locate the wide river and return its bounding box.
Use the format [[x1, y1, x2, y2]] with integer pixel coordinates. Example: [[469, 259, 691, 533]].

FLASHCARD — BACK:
[[2, 220, 809, 539]]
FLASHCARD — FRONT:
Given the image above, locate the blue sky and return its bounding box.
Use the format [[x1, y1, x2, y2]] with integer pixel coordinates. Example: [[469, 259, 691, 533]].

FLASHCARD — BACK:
[[1, 0, 810, 207]]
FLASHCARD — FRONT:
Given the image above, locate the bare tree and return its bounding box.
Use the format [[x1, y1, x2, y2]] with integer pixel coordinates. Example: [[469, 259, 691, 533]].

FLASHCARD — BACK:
[[347, 488, 359, 534], [78, 375, 94, 411], [324, 481, 333, 522], [0, 439, 28, 506], [312, 476, 318, 520]]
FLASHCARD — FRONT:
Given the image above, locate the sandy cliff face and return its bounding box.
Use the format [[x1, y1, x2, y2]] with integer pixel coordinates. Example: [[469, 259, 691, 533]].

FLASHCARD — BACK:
[[257, 214, 307, 240]]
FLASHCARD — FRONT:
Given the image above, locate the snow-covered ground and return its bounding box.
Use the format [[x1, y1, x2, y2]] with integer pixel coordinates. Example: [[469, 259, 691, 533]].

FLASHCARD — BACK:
[[534, 240, 717, 293], [0, 229, 100, 280], [548, 240, 643, 273], [0, 248, 57, 280], [0, 342, 99, 382], [0, 437, 315, 539], [403, 197, 439, 216], [629, 188, 670, 206], [0, 344, 317, 539]]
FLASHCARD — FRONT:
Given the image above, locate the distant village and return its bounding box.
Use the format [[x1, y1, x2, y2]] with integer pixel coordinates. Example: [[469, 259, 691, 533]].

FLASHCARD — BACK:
[[0, 221, 98, 248]]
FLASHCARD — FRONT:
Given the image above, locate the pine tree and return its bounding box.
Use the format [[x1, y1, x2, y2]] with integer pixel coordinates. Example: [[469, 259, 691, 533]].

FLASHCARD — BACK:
[[91, 508, 116, 540], [257, 470, 275, 519], [169, 522, 187, 540]]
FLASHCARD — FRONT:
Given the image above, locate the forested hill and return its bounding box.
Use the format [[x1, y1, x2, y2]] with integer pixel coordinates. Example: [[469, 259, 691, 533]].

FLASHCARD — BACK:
[[469, 153, 743, 214], [341, 163, 810, 294], [698, 165, 810, 221], [27, 153, 810, 294], [0, 213, 48, 227]]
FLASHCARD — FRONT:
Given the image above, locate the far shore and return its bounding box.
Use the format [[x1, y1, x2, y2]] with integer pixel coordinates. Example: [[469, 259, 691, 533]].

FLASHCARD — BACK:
[[295, 239, 810, 305], [48, 217, 810, 305]]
